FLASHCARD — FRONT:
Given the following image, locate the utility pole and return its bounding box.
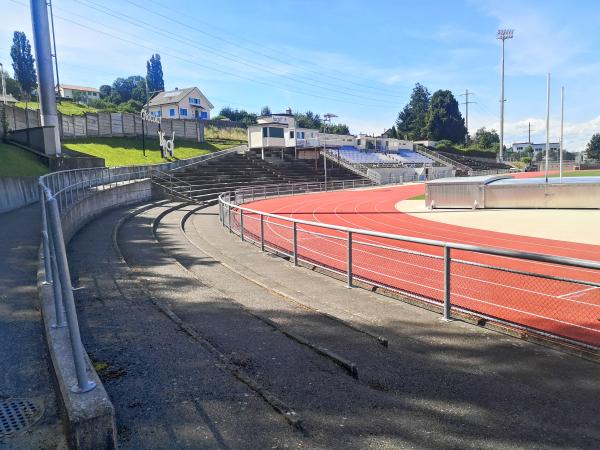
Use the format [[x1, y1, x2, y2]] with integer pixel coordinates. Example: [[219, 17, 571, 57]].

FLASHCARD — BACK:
[[0, 63, 7, 104], [459, 89, 476, 144], [30, 0, 61, 155], [528, 122, 531, 144], [497, 29, 514, 162]]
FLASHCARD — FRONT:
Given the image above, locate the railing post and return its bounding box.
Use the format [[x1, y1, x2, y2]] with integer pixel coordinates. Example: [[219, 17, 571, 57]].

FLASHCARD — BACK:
[[47, 216, 67, 328], [260, 214, 265, 252], [443, 246, 452, 320], [39, 186, 52, 284], [228, 205, 232, 233], [347, 231, 353, 288], [240, 210, 244, 241], [293, 222, 298, 266], [47, 197, 96, 393]]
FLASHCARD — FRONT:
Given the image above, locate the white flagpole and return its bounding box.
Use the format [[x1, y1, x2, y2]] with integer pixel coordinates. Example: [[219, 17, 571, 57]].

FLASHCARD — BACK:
[[545, 73, 550, 183], [560, 86, 564, 183]]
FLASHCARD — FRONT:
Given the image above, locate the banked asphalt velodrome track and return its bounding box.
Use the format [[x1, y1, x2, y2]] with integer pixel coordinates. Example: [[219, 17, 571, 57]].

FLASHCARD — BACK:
[[238, 173, 600, 349]]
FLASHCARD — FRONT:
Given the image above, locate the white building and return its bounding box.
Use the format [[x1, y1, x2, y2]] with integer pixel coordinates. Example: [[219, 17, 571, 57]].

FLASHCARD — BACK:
[[356, 134, 413, 152], [146, 87, 213, 120], [58, 84, 99, 101], [512, 142, 560, 153]]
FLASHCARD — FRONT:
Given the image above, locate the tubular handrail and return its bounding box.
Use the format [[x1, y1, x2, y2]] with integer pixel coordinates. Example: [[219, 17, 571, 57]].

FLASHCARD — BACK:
[[220, 190, 600, 271], [218, 180, 600, 350]]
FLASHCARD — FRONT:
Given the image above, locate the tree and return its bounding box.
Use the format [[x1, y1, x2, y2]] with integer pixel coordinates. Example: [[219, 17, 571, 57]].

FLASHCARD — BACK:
[[111, 75, 144, 103], [10, 31, 37, 109], [72, 91, 87, 104], [260, 106, 271, 116], [472, 127, 500, 150], [321, 123, 350, 135], [146, 54, 164, 93], [295, 111, 322, 129], [395, 83, 430, 140], [0, 69, 22, 99], [423, 90, 467, 143], [99, 84, 112, 99], [585, 133, 600, 160], [218, 107, 257, 125]]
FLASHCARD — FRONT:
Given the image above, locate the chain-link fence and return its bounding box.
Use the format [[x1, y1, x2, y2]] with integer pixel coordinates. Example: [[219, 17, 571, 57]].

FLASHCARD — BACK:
[[219, 182, 600, 350]]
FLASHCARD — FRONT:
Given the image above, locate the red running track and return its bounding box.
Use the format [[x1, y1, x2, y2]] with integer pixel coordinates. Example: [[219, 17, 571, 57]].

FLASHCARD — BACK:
[[236, 174, 600, 349]]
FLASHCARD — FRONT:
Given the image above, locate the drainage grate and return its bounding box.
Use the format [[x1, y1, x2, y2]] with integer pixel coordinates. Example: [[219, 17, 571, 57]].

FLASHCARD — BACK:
[[0, 398, 43, 438]]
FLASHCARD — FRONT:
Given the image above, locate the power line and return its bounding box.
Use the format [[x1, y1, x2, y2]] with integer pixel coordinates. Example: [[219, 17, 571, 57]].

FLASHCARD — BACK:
[[459, 88, 476, 143], [12, 2, 397, 109], [126, 0, 410, 98], [76, 0, 404, 106]]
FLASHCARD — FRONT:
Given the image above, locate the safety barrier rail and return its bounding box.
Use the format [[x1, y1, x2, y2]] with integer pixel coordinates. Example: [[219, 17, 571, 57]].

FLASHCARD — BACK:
[[218, 181, 600, 351], [37, 145, 243, 392]]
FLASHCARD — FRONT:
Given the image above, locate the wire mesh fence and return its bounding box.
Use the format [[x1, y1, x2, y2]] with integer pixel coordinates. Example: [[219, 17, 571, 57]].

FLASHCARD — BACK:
[[220, 182, 600, 350]]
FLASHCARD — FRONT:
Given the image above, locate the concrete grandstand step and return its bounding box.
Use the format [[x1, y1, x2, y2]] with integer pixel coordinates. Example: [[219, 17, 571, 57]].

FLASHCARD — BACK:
[[68, 205, 305, 448]]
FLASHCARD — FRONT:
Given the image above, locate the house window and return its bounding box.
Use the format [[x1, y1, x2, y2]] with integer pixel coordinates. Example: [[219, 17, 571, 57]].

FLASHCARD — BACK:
[[180, 108, 188, 117], [169, 108, 175, 117], [189, 97, 200, 105], [200, 111, 208, 119], [357, 139, 361, 145], [290, 131, 294, 138], [263, 127, 268, 138], [156, 110, 162, 118]]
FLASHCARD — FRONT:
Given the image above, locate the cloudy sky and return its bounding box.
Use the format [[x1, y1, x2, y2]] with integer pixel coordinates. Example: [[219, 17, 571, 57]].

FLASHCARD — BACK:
[[1, 0, 599, 151]]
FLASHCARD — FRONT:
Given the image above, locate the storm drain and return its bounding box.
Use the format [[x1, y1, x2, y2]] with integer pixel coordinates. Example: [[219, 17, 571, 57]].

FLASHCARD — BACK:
[[0, 398, 43, 438]]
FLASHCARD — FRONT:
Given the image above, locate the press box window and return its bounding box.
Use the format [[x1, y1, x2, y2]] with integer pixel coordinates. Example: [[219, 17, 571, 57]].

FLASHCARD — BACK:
[[268, 127, 284, 138]]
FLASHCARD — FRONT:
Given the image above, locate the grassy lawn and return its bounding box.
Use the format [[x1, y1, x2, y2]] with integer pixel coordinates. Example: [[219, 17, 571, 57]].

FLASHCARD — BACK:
[[549, 169, 600, 177], [62, 137, 241, 167], [0, 142, 49, 177], [16, 101, 99, 115], [408, 194, 426, 200]]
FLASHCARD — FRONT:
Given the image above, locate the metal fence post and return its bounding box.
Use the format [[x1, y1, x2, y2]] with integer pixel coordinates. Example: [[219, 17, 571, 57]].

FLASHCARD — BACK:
[[228, 205, 232, 233], [347, 231, 353, 288], [293, 222, 298, 266], [260, 214, 265, 252], [47, 197, 96, 393], [48, 218, 67, 328], [443, 246, 452, 320], [240, 210, 244, 241], [39, 186, 52, 284]]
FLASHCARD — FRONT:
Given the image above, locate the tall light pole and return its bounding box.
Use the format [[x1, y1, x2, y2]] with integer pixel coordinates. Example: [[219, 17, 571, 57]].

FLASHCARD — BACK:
[[322, 113, 337, 188], [497, 29, 514, 162], [30, 0, 61, 155]]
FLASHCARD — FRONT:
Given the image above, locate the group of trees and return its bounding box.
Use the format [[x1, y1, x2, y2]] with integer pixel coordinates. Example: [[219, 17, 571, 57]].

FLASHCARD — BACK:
[[89, 54, 165, 113], [217, 107, 350, 134], [586, 134, 600, 160], [394, 83, 467, 144]]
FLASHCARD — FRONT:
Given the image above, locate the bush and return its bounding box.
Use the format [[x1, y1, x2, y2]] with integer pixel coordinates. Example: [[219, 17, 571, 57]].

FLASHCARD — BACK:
[[205, 126, 247, 142]]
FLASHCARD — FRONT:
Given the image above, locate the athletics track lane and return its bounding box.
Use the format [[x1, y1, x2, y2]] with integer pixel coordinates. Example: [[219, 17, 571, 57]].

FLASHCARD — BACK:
[[236, 175, 600, 348]]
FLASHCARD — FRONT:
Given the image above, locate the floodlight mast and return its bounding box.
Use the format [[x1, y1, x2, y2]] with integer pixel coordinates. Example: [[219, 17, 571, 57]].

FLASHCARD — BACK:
[[497, 29, 514, 162], [322, 113, 338, 189]]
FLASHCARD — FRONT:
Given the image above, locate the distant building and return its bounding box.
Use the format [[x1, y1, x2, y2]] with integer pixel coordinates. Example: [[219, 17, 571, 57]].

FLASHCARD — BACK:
[[1, 93, 18, 106], [146, 87, 213, 120], [512, 142, 560, 153], [58, 84, 100, 100]]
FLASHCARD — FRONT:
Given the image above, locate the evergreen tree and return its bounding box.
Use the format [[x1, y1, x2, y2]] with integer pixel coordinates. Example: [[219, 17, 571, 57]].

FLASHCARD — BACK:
[[585, 133, 600, 160], [146, 54, 164, 93], [99, 84, 112, 99], [260, 106, 271, 116], [423, 90, 467, 143], [10, 31, 37, 105], [395, 83, 430, 140]]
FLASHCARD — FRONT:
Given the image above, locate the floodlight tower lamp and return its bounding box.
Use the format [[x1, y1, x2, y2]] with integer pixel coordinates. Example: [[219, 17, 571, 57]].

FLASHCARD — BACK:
[[497, 28, 514, 162]]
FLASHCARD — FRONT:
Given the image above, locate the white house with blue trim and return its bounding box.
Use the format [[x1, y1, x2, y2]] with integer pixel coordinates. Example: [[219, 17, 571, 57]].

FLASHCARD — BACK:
[[146, 87, 214, 120]]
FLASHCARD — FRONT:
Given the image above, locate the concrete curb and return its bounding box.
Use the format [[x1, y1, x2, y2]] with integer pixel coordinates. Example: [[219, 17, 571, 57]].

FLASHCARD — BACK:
[[36, 180, 153, 449]]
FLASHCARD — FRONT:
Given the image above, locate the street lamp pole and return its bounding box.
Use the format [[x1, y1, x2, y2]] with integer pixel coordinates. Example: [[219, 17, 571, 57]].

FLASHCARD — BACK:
[[497, 29, 514, 162], [0, 63, 7, 105]]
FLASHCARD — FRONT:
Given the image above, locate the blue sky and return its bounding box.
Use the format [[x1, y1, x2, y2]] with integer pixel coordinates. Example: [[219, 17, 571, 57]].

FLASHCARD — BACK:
[[1, 0, 600, 150]]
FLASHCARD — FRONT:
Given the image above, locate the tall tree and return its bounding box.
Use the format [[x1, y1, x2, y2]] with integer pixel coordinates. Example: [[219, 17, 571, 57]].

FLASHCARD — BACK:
[[99, 84, 112, 99], [585, 133, 600, 160], [473, 127, 500, 150], [295, 110, 322, 129], [146, 54, 164, 93], [10, 31, 37, 108], [260, 106, 271, 116], [423, 90, 467, 143], [395, 83, 430, 140]]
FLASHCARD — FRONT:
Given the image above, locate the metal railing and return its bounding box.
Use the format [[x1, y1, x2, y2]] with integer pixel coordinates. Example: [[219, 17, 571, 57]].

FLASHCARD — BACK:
[[414, 144, 471, 172], [218, 181, 600, 351], [37, 146, 243, 392]]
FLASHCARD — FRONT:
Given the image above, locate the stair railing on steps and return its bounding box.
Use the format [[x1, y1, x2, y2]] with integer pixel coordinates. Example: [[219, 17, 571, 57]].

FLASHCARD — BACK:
[[413, 145, 472, 174], [150, 168, 194, 201]]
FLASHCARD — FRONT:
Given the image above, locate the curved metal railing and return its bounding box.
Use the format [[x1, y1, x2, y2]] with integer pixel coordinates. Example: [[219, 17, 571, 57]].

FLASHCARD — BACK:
[[218, 181, 600, 351]]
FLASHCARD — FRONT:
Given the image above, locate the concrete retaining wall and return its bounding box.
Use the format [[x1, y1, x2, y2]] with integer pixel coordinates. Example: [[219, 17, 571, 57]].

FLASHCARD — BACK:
[[0, 177, 40, 213], [37, 179, 152, 449]]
